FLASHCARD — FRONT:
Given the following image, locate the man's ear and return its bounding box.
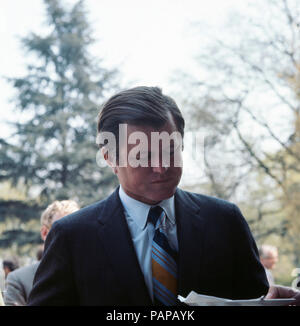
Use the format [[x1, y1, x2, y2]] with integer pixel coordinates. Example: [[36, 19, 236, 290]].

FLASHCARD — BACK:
[[101, 147, 118, 174], [40, 225, 50, 242]]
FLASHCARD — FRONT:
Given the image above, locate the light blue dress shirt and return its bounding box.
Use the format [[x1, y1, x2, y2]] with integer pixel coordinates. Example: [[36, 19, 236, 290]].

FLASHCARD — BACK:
[[119, 185, 178, 300]]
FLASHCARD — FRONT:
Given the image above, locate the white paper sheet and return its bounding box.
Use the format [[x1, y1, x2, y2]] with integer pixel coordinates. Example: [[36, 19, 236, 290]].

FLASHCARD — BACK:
[[178, 291, 296, 306]]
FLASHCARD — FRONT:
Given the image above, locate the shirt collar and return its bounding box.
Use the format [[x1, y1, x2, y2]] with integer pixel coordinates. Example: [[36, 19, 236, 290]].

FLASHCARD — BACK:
[[119, 185, 176, 230]]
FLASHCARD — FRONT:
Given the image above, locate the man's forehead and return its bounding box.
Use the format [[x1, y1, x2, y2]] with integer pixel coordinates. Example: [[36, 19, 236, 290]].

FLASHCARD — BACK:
[[125, 119, 178, 134]]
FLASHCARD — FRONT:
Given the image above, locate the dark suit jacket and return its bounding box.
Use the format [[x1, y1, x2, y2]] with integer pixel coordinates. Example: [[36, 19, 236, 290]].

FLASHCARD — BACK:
[[27, 187, 269, 306]]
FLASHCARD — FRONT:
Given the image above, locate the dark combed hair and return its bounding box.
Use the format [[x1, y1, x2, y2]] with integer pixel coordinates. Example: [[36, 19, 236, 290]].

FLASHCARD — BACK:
[[3, 259, 19, 272], [97, 86, 185, 154]]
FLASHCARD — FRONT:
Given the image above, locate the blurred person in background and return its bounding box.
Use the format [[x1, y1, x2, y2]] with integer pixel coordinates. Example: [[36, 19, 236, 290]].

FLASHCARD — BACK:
[[291, 268, 300, 290], [35, 244, 44, 262], [2, 258, 19, 279], [4, 200, 80, 306], [259, 245, 278, 286], [0, 291, 4, 306]]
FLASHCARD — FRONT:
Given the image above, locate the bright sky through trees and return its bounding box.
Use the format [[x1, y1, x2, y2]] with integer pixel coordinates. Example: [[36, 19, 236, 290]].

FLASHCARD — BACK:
[[0, 0, 249, 132], [0, 0, 251, 186]]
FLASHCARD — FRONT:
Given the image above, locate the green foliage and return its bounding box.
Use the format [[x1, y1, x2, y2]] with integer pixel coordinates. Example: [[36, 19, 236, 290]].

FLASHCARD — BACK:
[[0, 197, 44, 253], [0, 0, 120, 254], [0, 199, 43, 224], [178, 0, 300, 281], [0, 0, 119, 205], [0, 229, 42, 248]]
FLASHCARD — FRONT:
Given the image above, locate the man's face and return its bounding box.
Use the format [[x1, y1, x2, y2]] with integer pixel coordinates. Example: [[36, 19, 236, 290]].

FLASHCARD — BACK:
[[3, 267, 11, 278], [112, 117, 183, 204], [261, 252, 278, 270]]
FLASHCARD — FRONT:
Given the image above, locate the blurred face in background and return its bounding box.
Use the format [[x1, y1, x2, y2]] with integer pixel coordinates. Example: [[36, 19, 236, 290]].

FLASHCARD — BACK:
[[3, 266, 11, 279], [261, 251, 278, 270], [2, 260, 19, 279]]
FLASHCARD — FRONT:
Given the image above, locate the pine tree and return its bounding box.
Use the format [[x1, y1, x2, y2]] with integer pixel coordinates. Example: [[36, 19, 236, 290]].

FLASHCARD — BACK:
[[0, 0, 119, 253], [1, 0, 118, 206]]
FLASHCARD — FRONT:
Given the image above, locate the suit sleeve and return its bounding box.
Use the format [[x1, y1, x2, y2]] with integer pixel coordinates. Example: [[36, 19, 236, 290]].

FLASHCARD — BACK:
[[231, 204, 269, 299], [27, 222, 78, 306], [4, 272, 27, 306]]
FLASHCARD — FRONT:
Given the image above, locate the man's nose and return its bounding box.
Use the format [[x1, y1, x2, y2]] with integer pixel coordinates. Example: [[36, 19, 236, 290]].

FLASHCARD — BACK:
[[150, 151, 169, 173]]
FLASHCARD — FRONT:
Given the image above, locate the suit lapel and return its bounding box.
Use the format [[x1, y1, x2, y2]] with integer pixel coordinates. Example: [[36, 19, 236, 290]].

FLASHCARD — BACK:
[[175, 188, 206, 298], [96, 187, 207, 304], [96, 188, 152, 305]]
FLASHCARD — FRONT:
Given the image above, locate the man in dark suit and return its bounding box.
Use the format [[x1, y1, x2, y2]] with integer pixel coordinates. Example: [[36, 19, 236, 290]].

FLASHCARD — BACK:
[[27, 86, 296, 306]]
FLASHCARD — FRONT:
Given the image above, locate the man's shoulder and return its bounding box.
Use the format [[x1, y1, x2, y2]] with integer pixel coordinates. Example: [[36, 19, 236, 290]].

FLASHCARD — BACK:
[[176, 188, 247, 230], [176, 188, 237, 212], [53, 188, 120, 229], [6, 262, 39, 283], [53, 200, 104, 228]]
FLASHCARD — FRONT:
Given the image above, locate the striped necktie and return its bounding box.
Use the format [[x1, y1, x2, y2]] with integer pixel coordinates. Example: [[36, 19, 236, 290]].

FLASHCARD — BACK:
[[148, 206, 178, 306]]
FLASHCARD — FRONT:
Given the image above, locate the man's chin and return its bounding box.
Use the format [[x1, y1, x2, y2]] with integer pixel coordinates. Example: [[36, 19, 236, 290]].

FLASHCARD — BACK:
[[147, 188, 177, 204]]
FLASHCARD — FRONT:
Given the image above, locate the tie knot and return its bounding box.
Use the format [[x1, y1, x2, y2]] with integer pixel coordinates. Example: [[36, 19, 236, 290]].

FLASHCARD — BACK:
[[148, 206, 164, 226]]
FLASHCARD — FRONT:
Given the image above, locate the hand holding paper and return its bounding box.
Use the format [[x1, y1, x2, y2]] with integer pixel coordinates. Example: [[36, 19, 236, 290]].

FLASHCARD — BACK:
[[266, 285, 300, 305]]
